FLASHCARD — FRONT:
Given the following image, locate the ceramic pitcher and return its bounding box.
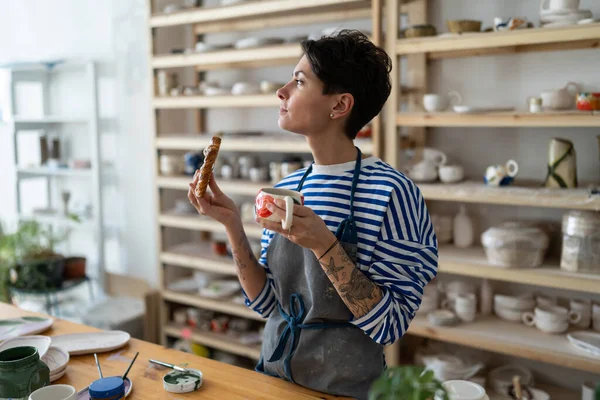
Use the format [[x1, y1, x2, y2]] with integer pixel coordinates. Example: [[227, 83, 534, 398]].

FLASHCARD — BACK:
[[484, 160, 519, 186], [544, 138, 577, 188], [0, 346, 49, 400]]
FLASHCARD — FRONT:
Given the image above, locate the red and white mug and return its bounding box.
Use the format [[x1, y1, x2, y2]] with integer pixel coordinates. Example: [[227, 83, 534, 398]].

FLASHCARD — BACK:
[[255, 188, 304, 230]]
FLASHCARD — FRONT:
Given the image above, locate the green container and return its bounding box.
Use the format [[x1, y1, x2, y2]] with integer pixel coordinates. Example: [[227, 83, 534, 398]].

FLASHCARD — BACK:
[[0, 346, 50, 400]]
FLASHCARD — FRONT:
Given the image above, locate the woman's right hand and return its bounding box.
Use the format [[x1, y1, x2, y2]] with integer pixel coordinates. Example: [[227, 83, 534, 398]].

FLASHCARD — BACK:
[[188, 170, 242, 228]]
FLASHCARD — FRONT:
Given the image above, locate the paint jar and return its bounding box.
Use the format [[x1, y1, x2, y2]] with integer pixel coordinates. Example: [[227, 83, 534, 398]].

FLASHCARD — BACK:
[[89, 376, 125, 400]]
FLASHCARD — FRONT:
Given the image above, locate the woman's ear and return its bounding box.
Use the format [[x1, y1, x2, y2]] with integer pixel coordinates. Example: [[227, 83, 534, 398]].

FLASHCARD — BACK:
[[331, 93, 354, 119]]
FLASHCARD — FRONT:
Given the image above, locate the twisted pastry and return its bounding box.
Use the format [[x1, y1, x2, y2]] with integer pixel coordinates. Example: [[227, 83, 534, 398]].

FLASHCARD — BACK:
[[195, 136, 222, 198]]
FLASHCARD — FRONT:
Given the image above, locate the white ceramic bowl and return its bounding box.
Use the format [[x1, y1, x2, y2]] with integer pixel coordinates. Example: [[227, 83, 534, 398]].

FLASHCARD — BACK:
[[439, 165, 464, 183]]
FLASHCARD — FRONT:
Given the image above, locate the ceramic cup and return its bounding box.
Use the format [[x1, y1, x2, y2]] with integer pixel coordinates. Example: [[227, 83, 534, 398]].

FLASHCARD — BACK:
[[255, 188, 304, 230], [522, 305, 581, 333], [455, 293, 477, 322], [484, 160, 519, 186], [439, 165, 464, 183], [159, 155, 183, 176], [423, 148, 448, 167], [249, 167, 268, 183], [269, 162, 282, 184], [423, 91, 462, 112], [570, 299, 591, 329], [29, 384, 76, 400]]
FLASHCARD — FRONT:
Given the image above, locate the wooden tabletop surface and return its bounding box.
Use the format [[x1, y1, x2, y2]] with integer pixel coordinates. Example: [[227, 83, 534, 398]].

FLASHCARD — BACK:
[[1, 303, 349, 399]]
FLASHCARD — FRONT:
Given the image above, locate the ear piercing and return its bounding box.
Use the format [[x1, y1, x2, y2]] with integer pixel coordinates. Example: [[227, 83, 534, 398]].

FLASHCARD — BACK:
[[330, 113, 334, 118]]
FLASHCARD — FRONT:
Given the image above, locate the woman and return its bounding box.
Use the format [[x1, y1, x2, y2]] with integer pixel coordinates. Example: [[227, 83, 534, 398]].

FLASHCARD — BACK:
[[188, 30, 438, 399]]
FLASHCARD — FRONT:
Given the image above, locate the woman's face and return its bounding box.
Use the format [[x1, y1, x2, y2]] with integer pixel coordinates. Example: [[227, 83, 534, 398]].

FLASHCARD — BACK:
[[276, 56, 335, 136]]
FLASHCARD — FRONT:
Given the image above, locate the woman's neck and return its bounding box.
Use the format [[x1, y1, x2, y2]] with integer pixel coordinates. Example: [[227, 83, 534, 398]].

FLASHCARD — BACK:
[[307, 132, 358, 166]]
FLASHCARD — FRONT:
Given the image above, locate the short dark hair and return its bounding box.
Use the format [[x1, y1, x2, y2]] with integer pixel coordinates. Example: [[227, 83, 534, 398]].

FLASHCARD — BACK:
[[300, 29, 392, 140]]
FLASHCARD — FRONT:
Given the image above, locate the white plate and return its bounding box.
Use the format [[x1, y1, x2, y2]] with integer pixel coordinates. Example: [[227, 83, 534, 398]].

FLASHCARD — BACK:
[[198, 280, 241, 299], [0, 316, 54, 341], [567, 331, 600, 356], [453, 105, 515, 114], [50, 331, 130, 356], [42, 346, 70, 375], [77, 377, 132, 399], [0, 335, 52, 358], [50, 367, 67, 383]]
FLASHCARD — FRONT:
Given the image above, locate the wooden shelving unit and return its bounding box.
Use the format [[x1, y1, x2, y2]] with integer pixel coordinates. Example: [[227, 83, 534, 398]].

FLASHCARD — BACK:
[[155, 134, 374, 154], [408, 316, 600, 374], [439, 246, 600, 294], [149, 0, 381, 367], [396, 110, 600, 127], [418, 181, 600, 211], [385, 0, 600, 390], [164, 324, 262, 360]]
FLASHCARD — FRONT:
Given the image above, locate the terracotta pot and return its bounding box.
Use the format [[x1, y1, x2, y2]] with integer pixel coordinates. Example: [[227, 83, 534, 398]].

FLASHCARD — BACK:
[[64, 256, 87, 279]]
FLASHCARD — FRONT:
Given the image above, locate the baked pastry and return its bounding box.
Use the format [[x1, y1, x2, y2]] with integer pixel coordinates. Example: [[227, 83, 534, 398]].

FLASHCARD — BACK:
[[195, 136, 222, 198]]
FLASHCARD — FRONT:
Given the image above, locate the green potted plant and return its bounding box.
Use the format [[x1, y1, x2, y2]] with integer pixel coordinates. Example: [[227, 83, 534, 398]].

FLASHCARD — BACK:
[[369, 366, 449, 400], [0, 219, 75, 301]]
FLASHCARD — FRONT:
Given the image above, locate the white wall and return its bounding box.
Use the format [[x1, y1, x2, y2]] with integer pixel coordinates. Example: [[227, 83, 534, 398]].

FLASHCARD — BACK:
[[0, 0, 156, 285]]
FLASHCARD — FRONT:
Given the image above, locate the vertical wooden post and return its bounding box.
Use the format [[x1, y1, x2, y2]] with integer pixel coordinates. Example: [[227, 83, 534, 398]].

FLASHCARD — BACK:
[[370, 0, 382, 158], [406, 0, 427, 151], [384, 0, 399, 169], [147, 0, 169, 346]]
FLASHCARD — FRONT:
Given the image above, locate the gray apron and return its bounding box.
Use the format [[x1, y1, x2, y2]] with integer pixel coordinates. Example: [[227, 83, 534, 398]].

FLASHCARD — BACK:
[[255, 148, 384, 400]]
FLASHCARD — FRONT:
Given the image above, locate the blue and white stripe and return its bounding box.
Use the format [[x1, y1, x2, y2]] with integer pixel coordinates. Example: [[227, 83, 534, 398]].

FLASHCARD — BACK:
[[244, 157, 438, 345]]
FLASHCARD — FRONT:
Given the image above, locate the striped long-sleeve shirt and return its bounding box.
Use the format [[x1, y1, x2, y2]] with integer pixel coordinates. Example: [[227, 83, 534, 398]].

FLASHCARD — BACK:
[[244, 156, 438, 345]]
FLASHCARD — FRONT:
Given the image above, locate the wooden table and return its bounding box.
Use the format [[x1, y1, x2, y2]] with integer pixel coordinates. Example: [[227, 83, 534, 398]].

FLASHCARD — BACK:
[[1, 303, 348, 399]]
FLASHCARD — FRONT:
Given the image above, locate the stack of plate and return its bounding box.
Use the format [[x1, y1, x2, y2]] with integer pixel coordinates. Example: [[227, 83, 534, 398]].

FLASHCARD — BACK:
[[493, 294, 535, 323], [41, 346, 70, 382], [428, 309, 459, 326], [540, 8, 594, 27]]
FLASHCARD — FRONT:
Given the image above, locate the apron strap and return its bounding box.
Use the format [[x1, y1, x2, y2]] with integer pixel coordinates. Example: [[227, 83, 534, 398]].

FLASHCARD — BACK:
[[335, 147, 361, 244], [267, 293, 354, 383]]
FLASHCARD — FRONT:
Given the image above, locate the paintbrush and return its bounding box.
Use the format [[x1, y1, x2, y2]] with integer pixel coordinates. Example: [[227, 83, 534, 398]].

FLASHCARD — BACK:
[[149, 359, 189, 372], [122, 351, 139, 380], [94, 353, 103, 379]]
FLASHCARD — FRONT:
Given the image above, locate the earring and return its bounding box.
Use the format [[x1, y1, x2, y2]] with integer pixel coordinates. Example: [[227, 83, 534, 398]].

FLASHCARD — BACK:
[[330, 113, 334, 118]]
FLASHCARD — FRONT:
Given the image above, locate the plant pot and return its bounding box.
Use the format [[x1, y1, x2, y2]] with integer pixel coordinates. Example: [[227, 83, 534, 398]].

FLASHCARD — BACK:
[[16, 255, 66, 290], [64, 256, 87, 279]]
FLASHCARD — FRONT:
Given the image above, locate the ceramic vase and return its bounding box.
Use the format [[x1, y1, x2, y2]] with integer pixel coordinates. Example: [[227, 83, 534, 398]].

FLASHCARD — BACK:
[[0, 346, 49, 400], [544, 138, 577, 188], [453, 205, 474, 248]]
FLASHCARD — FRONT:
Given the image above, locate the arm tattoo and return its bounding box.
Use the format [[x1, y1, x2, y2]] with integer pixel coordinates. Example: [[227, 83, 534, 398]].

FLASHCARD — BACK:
[[232, 228, 258, 281], [319, 256, 345, 282], [339, 268, 379, 316]]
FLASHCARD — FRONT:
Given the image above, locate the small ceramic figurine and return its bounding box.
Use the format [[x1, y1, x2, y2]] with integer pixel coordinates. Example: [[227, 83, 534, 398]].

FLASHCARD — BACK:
[[493, 17, 532, 31], [484, 160, 519, 186]]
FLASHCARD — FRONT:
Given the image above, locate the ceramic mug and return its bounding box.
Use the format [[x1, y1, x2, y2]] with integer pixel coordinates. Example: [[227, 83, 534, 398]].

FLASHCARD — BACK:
[[540, 82, 580, 110], [570, 299, 591, 329], [423, 91, 462, 112], [408, 160, 438, 182], [255, 188, 304, 230], [540, 0, 580, 11], [439, 165, 464, 183], [484, 160, 519, 186], [29, 384, 77, 400], [422, 148, 448, 167]]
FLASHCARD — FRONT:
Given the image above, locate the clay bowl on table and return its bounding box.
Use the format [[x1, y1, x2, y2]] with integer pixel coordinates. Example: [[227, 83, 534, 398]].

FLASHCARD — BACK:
[[447, 19, 482, 34]]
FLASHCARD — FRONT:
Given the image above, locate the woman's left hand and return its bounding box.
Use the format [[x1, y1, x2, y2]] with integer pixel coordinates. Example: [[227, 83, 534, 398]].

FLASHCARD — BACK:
[[257, 198, 336, 255]]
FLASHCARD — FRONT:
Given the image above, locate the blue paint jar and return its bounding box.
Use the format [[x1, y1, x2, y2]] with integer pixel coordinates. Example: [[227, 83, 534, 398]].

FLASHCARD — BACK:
[[89, 376, 125, 400]]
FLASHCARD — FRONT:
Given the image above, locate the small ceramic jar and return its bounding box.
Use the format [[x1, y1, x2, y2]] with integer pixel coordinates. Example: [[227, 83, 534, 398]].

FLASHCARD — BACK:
[[529, 97, 543, 113]]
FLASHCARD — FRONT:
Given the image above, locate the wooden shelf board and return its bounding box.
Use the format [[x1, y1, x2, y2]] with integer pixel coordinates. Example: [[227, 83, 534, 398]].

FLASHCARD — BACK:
[[489, 383, 578, 400], [154, 134, 373, 154], [2, 116, 88, 124], [157, 176, 266, 195], [164, 324, 262, 360], [153, 94, 279, 109], [150, 0, 370, 28], [162, 290, 265, 322], [193, 7, 371, 34], [396, 111, 600, 127], [159, 212, 263, 239], [152, 43, 302, 69], [439, 246, 600, 294], [407, 316, 600, 374], [16, 167, 92, 178], [396, 23, 600, 57], [419, 181, 600, 211], [161, 242, 237, 276]]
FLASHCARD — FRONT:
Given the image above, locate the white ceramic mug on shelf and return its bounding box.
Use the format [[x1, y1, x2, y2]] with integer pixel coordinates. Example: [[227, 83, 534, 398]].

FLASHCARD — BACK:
[[439, 165, 464, 183], [570, 299, 591, 329]]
